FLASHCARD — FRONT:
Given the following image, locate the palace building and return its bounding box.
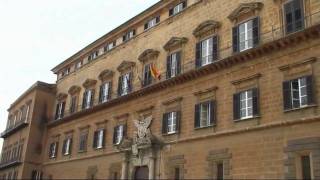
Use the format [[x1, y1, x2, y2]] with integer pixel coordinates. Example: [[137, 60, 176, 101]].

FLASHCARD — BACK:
[[1, 0, 320, 179]]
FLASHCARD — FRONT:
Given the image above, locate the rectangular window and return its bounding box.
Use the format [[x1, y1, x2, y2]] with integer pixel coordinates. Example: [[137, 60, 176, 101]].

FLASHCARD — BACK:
[[113, 125, 124, 145], [167, 52, 181, 79], [144, 16, 160, 30], [70, 96, 77, 114], [118, 73, 132, 96], [79, 132, 88, 152], [284, 0, 304, 34], [123, 30, 136, 42], [49, 142, 58, 158], [195, 101, 215, 128], [75, 60, 82, 70], [99, 82, 111, 103], [163, 111, 180, 134], [232, 17, 259, 52], [283, 76, 313, 110], [143, 64, 152, 87], [93, 129, 105, 149], [196, 36, 218, 67], [62, 138, 72, 156], [301, 155, 312, 180], [55, 101, 66, 120], [233, 88, 259, 120], [169, 1, 187, 16], [82, 89, 94, 109], [104, 41, 116, 52], [217, 163, 224, 180], [88, 50, 99, 61]]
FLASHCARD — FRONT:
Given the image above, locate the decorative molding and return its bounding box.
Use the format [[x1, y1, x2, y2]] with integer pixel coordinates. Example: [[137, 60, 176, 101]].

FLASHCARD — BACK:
[[117, 61, 136, 72], [231, 73, 262, 85], [228, 2, 264, 21], [162, 97, 183, 105], [193, 86, 218, 96], [114, 113, 129, 120], [82, 79, 97, 88], [98, 69, 114, 81], [163, 37, 188, 51], [193, 20, 221, 37], [78, 125, 90, 130], [136, 105, 155, 114], [68, 85, 81, 95], [278, 57, 317, 71], [95, 119, 108, 125], [138, 49, 160, 62], [56, 93, 68, 101]]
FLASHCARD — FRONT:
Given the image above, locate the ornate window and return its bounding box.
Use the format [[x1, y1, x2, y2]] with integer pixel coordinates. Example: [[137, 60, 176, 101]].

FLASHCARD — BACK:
[[49, 141, 58, 159], [82, 79, 97, 109], [62, 135, 72, 156], [284, 0, 304, 34], [93, 129, 105, 149], [55, 93, 67, 120], [117, 61, 135, 96], [113, 125, 125, 145]]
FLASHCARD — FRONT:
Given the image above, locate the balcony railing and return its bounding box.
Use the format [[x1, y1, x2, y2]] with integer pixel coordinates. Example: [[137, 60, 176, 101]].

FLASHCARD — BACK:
[[0, 155, 22, 170], [51, 11, 320, 124], [1, 120, 29, 138]]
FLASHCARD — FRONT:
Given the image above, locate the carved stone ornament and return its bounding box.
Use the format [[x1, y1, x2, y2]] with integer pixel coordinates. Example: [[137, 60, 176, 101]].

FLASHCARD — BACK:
[[163, 37, 188, 51], [82, 79, 97, 88], [98, 69, 114, 81], [68, 85, 81, 95], [117, 61, 136, 72], [228, 2, 264, 21], [138, 49, 160, 62], [56, 93, 68, 101], [193, 20, 221, 37]]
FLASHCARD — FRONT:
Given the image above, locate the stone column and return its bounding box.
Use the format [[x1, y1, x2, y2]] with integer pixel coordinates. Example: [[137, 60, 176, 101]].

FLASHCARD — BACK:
[[148, 157, 155, 179], [121, 155, 128, 180]]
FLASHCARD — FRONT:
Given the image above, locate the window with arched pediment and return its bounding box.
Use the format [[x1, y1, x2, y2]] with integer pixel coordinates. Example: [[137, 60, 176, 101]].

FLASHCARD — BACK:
[[68, 85, 81, 114], [117, 61, 135, 96], [82, 79, 97, 110], [55, 93, 67, 120], [138, 49, 160, 87], [98, 69, 114, 103]]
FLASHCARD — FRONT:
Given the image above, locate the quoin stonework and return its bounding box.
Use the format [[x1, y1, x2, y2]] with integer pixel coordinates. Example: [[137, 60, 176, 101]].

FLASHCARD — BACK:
[[1, 0, 320, 179]]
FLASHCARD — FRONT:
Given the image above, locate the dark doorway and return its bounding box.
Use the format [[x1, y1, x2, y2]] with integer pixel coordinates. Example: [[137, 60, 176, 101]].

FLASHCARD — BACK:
[[134, 166, 149, 180]]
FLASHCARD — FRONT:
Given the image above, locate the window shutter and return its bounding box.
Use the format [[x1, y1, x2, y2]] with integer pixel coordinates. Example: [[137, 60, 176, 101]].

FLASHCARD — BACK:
[[132, 29, 136, 36], [62, 140, 66, 155], [176, 111, 181, 133], [69, 139, 73, 154], [123, 124, 127, 138], [233, 93, 240, 120], [107, 82, 112, 100], [122, 35, 126, 42], [166, 55, 172, 79], [82, 91, 88, 109], [144, 23, 148, 30], [306, 76, 314, 105], [128, 72, 133, 92], [212, 36, 218, 61], [209, 100, 215, 125], [252, 88, 259, 116], [194, 104, 200, 128], [162, 113, 168, 134], [283, 80, 292, 110], [195, 42, 202, 68], [55, 104, 59, 120], [169, 8, 174, 16], [156, 16, 160, 23], [90, 90, 95, 107], [232, 26, 239, 53], [176, 51, 181, 75], [99, 85, 104, 103], [143, 65, 149, 86], [54, 142, 58, 157], [293, 0, 304, 31], [93, 131, 98, 148], [113, 127, 117, 144], [49, 143, 53, 157], [252, 17, 260, 47], [118, 76, 123, 96], [61, 102, 65, 118], [102, 129, 106, 148], [182, 1, 187, 8]]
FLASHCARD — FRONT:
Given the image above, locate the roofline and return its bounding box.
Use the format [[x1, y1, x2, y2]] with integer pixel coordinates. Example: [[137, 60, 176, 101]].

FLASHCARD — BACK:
[[8, 81, 56, 111], [51, 0, 163, 73]]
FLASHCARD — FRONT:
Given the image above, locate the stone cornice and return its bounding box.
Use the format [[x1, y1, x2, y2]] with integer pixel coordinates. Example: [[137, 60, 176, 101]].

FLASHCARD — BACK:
[[193, 20, 221, 37], [117, 61, 136, 72], [47, 24, 320, 128], [98, 69, 114, 81], [138, 49, 160, 63], [278, 57, 317, 71], [163, 37, 188, 51], [56, 93, 68, 101], [68, 85, 81, 95], [82, 79, 97, 88], [228, 2, 264, 21]]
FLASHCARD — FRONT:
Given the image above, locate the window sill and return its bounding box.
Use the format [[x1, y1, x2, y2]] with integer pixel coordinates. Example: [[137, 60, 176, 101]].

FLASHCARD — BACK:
[[94, 147, 105, 150], [234, 115, 260, 122], [284, 104, 317, 113], [162, 131, 179, 136], [194, 124, 215, 130], [78, 150, 87, 154]]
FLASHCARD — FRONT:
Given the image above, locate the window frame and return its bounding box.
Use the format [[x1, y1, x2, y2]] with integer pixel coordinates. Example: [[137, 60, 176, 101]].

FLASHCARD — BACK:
[[144, 16, 160, 31], [283, 0, 305, 35], [114, 125, 125, 145], [239, 90, 253, 119]]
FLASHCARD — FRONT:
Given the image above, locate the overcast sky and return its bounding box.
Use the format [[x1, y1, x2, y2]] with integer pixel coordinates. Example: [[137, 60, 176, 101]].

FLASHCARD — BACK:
[[0, 0, 160, 149]]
